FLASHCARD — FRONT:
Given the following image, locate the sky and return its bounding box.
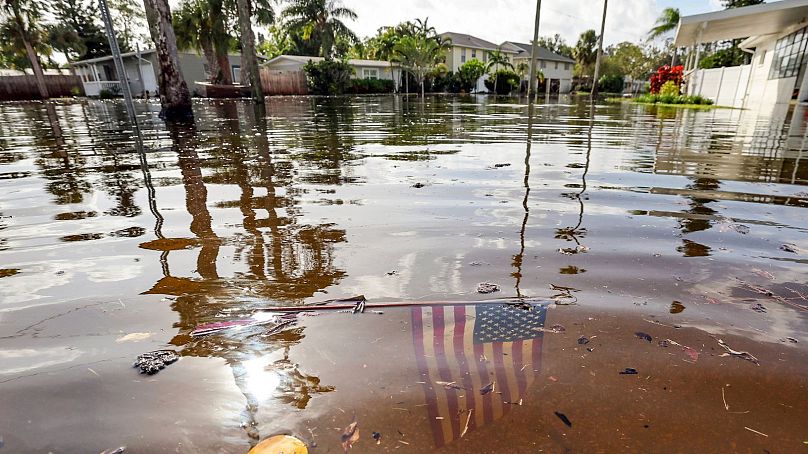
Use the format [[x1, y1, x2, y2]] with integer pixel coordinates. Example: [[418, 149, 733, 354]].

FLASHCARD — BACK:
[[342, 0, 732, 46]]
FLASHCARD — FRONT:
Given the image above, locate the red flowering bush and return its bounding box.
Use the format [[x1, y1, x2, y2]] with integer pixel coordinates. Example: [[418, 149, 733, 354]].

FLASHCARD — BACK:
[[649, 65, 684, 94]]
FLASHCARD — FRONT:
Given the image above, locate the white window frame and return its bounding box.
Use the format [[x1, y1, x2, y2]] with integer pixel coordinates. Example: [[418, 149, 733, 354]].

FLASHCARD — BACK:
[[362, 68, 379, 79]]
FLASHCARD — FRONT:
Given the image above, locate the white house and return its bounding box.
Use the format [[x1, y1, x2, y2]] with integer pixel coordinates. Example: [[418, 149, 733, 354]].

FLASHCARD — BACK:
[[71, 49, 241, 97], [262, 55, 399, 84], [675, 0, 808, 109], [440, 32, 517, 92]]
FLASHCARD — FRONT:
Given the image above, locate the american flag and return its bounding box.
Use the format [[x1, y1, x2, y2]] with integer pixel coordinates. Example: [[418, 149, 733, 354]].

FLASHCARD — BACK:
[[411, 303, 547, 448]]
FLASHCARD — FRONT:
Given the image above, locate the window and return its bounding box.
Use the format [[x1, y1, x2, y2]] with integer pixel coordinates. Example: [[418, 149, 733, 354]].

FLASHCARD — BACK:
[[770, 26, 808, 79], [471, 49, 476, 59], [232, 65, 241, 82], [555, 62, 558, 70], [461, 48, 466, 63], [564, 63, 570, 71], [362, 68, 379, 79], [540, 61, 546, 69], [758, 50, 766, 66]]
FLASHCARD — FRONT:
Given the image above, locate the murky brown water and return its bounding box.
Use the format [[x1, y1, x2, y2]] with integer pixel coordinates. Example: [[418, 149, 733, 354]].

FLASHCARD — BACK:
[[1, 96, 807, 453]]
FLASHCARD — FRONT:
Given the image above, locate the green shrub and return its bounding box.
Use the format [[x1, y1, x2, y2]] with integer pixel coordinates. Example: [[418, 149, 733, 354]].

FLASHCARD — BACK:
[[597, 74, 624, 93], [659, 80, 680, 96], [635, 93, 714, 106], [304, 59, 354, 95], [457, 59, 486, 92], [350, 78, 394, 94], [98, 88, 118, 99], [483, 68, 520, 95]]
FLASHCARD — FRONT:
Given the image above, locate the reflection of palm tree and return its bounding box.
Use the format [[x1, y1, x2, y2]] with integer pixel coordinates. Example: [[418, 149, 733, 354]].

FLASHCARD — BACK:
[[136, 103, 349, 445], [555, 104, 594, 249]]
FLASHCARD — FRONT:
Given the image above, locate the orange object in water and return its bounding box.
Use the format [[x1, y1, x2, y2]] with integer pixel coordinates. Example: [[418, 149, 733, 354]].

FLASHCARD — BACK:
[[248, 435, 308, 454]]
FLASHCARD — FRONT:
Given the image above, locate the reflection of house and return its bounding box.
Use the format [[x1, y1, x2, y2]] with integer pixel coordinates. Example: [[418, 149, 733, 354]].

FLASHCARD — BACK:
[[262, 55, 399, 81], [501, 42, 574, 93], [675, 0, 808, 109], [71, 49, 241, 97]]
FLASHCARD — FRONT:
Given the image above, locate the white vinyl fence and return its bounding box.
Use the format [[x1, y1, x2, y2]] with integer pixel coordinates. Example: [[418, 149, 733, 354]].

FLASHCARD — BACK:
[[686, 65, 751, 108]]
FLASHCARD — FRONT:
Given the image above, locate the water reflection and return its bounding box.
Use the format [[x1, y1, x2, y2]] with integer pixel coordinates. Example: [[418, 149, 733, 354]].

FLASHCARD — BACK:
[[1, 96, 808, 451]]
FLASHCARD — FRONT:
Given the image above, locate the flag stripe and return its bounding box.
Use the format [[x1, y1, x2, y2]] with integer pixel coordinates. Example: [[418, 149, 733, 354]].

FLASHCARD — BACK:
[[432, 307, 461, 441], [411, 307, 445, 447], [453, 305, 475, 430], [511, 339, 527, 395]]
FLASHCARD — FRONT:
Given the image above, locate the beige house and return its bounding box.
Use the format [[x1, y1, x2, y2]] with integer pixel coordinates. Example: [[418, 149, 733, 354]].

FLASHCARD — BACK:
[[439, 32, 574, 93], [500, 42, 574, 93]]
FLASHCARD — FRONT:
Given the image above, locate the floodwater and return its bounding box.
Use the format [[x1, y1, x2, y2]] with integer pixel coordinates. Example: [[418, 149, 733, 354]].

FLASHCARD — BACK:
[[0, 95, 807, 453]]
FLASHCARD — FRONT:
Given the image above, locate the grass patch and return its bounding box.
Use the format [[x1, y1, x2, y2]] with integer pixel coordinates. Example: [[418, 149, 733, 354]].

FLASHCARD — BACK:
[[607, 96, 731, 109]]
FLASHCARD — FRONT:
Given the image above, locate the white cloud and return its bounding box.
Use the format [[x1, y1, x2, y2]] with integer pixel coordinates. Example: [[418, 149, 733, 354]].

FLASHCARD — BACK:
[[343, 0, 658, 46]]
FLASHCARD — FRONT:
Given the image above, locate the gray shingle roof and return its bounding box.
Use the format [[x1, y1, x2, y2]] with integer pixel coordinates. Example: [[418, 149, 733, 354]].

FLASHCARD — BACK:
[[502, 41, 575, 63], [440, 32, 516, 53]]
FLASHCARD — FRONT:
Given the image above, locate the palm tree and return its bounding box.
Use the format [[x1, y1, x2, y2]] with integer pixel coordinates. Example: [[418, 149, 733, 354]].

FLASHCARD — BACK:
[[486, 47, 513, 94], [174, 0, 219, 83], [282, 0, 358, 58], [1, 0, 49, 98], [235, 0, 264, 102], [647, 7, 679, 40], [368, 26, 400, 90], [574, 29, 598, 77], [394, 34, 441, 97], [142, 0, 193, 119]]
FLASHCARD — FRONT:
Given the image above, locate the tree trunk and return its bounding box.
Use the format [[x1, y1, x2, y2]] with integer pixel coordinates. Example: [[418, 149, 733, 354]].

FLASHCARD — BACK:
[[235, 0, 264, 103], [421, 76, 424, 98], [210, 0, 233, 85], [13, 15, 48, 99], [143, 0, 194, 121], [201, 40, 220, 83]]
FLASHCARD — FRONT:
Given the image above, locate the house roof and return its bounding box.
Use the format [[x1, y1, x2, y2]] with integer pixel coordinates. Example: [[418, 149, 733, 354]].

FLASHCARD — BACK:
[[439, 32, 516, 52], [262, 55, 394, 68], [501, 41, 575, 63], [71, 49, 156, 65], [674, 0, 808, 47], [70, 49, 240, 65]]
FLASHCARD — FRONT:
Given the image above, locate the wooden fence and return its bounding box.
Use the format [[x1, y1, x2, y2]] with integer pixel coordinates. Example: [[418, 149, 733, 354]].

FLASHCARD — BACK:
[[0, 75, 84, 100], [259, 68, 308, 95]]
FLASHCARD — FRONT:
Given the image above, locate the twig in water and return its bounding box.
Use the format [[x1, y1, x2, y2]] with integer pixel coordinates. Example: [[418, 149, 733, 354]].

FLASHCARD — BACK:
[[722, 387, 729, 411], [461, 409, 473, 438], [744, 426, 768, 437], [716, 339, 760, 366]]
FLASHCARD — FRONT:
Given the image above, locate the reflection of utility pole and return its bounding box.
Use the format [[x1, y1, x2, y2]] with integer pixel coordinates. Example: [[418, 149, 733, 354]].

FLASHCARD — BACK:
[[513, 139, 531, 298], [591, 0, 608, 98], [99, 0, 138, 123]]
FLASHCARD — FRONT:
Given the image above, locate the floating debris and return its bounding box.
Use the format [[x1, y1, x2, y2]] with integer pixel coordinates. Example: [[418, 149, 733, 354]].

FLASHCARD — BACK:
[[480, 382, 495, 395], [751, 303, 767, 313], [554, 411, 572, 428], [340, 420, 359, 452], [191, 317, 294, 337], [717, 339, 759, 365], [476, 282, 500, 294], [577, 336, 590, 345], [635, 332, 652, 342], [100, 447, 126, 454], [371, 432, 382, 445], [461, 410, 473, 437], [780, 243, 800, 253], [658, 339, 670, 347], [492, 163, 511, 168], [133, 350, 179, 375], [669, 301, 686, 314], [619, 368, 638, 375], [411, 182, 426, 188]]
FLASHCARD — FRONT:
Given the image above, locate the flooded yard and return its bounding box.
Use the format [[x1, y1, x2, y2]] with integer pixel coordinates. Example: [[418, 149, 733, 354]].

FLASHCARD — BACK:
[[0, 95, 807, 452]]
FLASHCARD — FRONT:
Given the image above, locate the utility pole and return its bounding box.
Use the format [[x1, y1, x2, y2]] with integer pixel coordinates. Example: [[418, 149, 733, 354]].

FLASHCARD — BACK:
[[591, 0, 608, 98], [99, 0, 138, 123], [526, 0, 542, 123]]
